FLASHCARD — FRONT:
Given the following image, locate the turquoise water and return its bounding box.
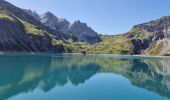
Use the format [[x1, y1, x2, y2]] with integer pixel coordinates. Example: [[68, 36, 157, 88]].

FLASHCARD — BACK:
[[0, 53, 169, 100]]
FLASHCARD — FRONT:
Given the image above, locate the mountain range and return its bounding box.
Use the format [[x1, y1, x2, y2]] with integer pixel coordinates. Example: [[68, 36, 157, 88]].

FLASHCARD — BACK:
[[0, 0, 170, 56]]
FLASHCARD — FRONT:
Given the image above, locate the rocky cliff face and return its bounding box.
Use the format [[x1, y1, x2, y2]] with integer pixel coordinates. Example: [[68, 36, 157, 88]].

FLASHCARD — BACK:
[[22, 9, 40, 20], [40, 12, 70, 34], [40, 12, 60, 31], [69, 20, 101, 44], [40, 12, 100, 44], [57, 18, 70, 33], [130, 16, 170, 40], [124, 16, 170, 55]]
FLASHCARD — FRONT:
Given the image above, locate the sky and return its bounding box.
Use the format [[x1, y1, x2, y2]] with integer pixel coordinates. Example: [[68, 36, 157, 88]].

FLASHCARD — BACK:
[[7, 0, 170, 35]]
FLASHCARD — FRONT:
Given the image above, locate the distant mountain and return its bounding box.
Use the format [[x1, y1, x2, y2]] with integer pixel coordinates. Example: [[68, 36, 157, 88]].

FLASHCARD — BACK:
[[69, 20, 101, 44], [40, 12, 100, 44], [57, 18, 70, 33], [40, 12, 70, 34]]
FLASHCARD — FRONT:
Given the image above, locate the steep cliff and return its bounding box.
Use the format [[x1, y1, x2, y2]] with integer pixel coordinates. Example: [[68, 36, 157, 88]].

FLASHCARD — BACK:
[[124, 16, 170, 55]]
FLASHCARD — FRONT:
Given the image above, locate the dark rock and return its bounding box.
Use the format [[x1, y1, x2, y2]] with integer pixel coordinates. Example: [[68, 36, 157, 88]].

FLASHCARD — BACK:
[[50, 45, 65, 53], [81, 51, 86, 55], [22, 9, 40, 20], [131, 39, 150, 54]]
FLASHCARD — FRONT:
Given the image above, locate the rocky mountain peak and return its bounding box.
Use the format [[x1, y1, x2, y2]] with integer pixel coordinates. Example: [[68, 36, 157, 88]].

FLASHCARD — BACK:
[[22, 9, 40, 20], [69, 20, 101, 44], [58, 18, 70, 33], [40, 12, 71, 33], [40, 12, 101, 44], [40, 12, 59, 30], [42, 12, 57, 19], [69, 20, 88, 33]]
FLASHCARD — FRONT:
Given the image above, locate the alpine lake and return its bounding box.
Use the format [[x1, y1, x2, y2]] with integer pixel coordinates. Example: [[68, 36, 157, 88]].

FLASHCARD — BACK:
[[0, 53, 170, 100]]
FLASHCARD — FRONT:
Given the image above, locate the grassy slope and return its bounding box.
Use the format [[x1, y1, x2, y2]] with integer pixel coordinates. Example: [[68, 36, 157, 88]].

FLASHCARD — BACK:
[[55, 35, 134, 55], [128, 27, 148, 40], [0, 11, 50, 36], [87, 35, 133, 54], [148, 39, 170, 56]]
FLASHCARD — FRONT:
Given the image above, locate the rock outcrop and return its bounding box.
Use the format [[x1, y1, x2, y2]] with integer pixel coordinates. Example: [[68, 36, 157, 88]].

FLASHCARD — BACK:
[[69, 20, 101, 44], [40, 12, 70, 33], [22, 9, 40, 20], [40, 12, 59, 31], [57, 18, 70, 33], [124, 16, 170, 55]]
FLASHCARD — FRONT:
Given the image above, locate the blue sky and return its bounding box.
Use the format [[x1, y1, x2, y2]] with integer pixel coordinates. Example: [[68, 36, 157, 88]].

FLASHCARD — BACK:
[[7, 0, 170, 35]]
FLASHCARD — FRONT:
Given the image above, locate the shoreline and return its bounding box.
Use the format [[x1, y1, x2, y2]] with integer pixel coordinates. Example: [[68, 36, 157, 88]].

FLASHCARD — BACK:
[[62, 53, 170, 59], [0, 52, 169, 59], [82, 54, 170, 59]]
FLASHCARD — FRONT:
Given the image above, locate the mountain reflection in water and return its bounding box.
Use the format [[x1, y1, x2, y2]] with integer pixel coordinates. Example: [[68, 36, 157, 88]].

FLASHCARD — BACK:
[[0, 54, 170, 100]]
